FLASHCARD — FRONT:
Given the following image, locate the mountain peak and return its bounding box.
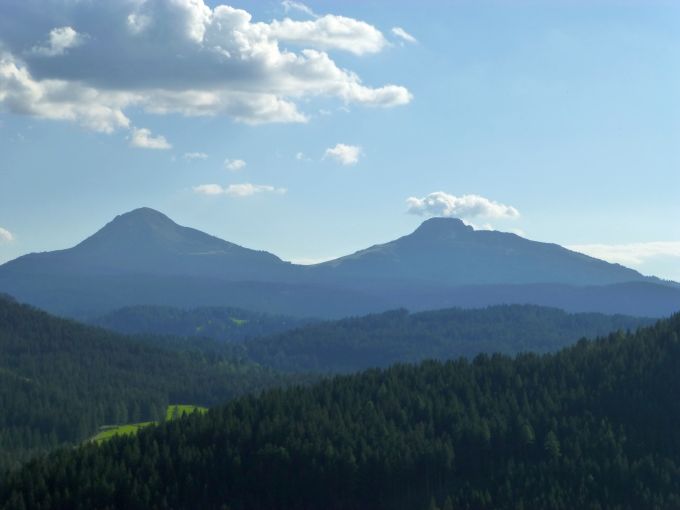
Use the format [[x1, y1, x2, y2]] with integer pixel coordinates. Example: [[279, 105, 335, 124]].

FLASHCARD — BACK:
[[110, 207, 176, 227], [412, 217, 473, 239]]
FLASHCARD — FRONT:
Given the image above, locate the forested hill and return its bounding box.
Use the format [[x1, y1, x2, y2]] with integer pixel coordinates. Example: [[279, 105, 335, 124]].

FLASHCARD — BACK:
[[245, 305, 654, 372], [0, 296, 304, 472], [91, 305, 313, 342], [4, 314, 680, 509]]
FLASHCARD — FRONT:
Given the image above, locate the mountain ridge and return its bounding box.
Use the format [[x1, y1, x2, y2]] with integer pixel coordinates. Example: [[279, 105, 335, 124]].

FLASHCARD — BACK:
[[0, 208, 678, 318]]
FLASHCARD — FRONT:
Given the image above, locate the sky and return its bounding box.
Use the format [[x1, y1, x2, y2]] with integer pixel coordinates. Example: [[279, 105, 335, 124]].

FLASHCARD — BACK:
[[0, 0, 679, 280]]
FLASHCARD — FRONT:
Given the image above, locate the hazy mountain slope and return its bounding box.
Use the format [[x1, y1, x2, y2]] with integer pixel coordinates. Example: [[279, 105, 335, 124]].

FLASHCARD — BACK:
[[5, 314, 680, 509], [245, 304, 655, 373]]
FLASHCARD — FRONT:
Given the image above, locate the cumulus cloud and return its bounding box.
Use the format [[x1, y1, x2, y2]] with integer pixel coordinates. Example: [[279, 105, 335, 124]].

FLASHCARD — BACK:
[[270, 16, 388, 55], [0, 1, 411, 133], [324, 143, 361, 165], [193, 183, 286, 197], [184, 152, 208, 160], [391, 27, 417, 44], [0, 227, 14, 243], [406, 192, 520, 221], [224, 158, 246, 171], [568, 242, 680, 268], [0, 53, 131, 133], [130, 128, 172, 149], [31, 26, 83, 57]]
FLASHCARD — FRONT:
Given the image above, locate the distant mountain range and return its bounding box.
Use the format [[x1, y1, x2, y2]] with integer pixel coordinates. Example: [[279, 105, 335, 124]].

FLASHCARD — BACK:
[[1, 207, 679, 318]]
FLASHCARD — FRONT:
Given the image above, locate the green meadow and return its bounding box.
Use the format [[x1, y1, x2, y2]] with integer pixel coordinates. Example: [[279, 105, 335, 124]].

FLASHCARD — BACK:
[[90, 405, 207, 444]]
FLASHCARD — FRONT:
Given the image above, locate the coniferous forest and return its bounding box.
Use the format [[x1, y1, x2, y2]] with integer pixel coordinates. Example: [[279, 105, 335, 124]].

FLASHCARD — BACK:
[[243, 305, 653, 373], [0, 296, 309, 472], [2, 313, 680, 509]]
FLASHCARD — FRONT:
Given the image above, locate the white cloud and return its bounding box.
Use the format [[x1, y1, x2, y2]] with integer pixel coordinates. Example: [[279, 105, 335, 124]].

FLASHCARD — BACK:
[[282, 1, 317, 18], [193, 183, 286, 197], [324, 143, 361, 165], [406, 192, 520, 221], [130, 128, 172, 150], [193, 184, 225, 196], [31, 26, 83, 57], [184, 152, 208, 160], [568, 242, 680, 268], [0, 53, 131, 133], [127, 13, 152, 34], [0, 227, 14, 243], [224, 158, 246, 171], [270, 16, 388, 55], [0, 1, 411, 130], [391, 27, 417, 44]]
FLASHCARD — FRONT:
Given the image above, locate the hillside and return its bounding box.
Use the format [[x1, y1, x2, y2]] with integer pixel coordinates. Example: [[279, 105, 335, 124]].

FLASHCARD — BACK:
[[4, 314, 680, 509], [0, 296, 304, 472], [92, 305, 313, 342], [244, 305, 655, 373], [1, 208, 679, 318]]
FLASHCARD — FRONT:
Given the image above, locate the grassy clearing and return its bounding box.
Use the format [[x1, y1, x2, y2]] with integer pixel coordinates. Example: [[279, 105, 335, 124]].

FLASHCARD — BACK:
[[90, 405, 208, 444], [90, 422, 154, 444], [166, 404, 208, 420]]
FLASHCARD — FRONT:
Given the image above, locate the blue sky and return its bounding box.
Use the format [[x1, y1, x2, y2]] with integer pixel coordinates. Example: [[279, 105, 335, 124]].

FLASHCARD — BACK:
[[1, 0, 679, 280]]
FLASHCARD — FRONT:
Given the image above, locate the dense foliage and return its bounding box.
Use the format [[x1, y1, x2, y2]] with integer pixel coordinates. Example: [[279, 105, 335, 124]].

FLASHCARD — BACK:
[[245, 305, 653, 372], [91, 305, 312, 342], [0, 297, 305, 472], [3, 313, 680, 509]]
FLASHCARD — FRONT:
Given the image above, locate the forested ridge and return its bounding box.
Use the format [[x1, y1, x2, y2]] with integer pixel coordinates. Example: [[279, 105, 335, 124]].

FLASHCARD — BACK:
[[0, 296, 306, 472], [91, 305, 313, 342], [245, 305, 654, 372], [3, 313, 680, 509]]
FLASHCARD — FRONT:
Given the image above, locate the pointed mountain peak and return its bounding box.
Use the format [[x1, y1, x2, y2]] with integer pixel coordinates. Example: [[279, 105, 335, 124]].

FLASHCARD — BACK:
[[411, 217, 473, 239], [109, 207, 176, 228], [76, 207, 207, 253]]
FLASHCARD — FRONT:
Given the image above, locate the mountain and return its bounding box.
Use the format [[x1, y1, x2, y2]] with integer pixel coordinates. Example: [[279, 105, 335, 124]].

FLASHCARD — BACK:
[[5, 313, 680, 509], [244, 304, 655, 373], [312, 217, 652, 287], [2, 207, 293, 280], [0, 208, 383, 318], [0, 295, 304, 472], [1, 208, 679, 318]]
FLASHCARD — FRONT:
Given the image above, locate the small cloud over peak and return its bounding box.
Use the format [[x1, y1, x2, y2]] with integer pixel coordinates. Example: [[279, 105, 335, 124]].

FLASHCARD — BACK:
[[406, 192, 520, 223], [130, 128, 172, 150], [324, 143, 361, 166], [391, 27, 417, 44], [224, 159, 246, 171]]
